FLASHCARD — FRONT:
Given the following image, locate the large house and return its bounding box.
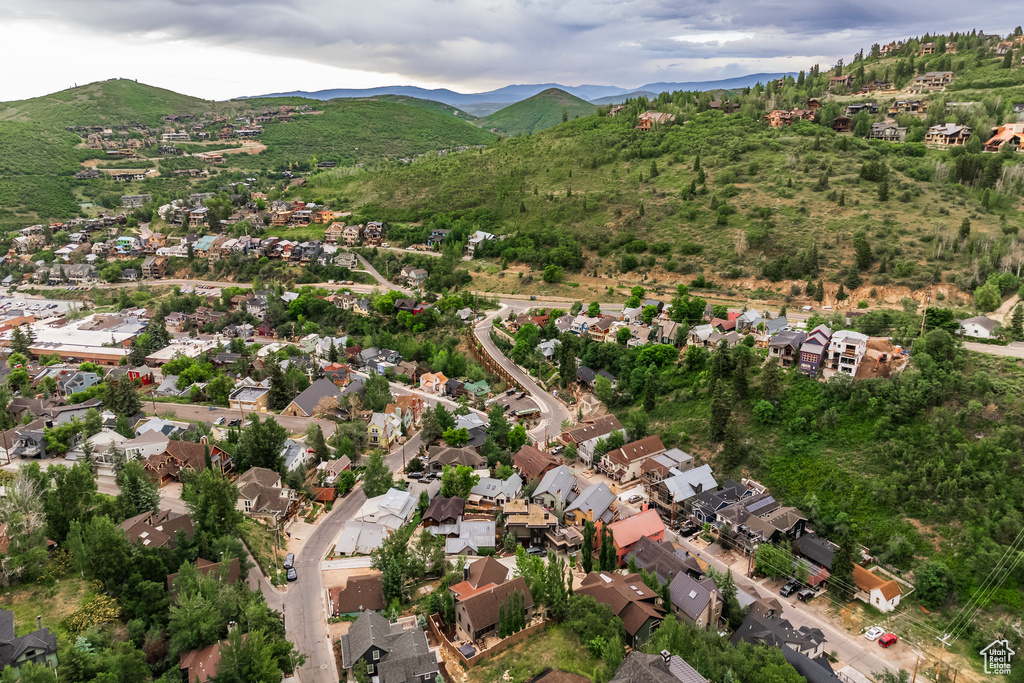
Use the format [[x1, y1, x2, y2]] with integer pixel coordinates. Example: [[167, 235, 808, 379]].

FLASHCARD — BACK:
[[924, 123, 970, 145], [281, 378, 343, 417], [636, 111, 675, 131], [606, 509, 666, 566], [454, 577, 534, 642], [870, 121, 908, 143], [577, 572, 665, 647], [564, 482, 618, 527], [610, 652, 707, 683], [513, 444, 560, 481], [532, 465, 578, 509], [984, 123, 1024, 152], [959, 315, 999, 339], [235, 467, 300, 522], [354, 488, 415, 531], [502, 500, 558, 547], [560, 415, 623, 467], [910, 71, 954, 92], [768, 331, 807, 368], [650, 464, 719, 522], [602, 435, 666, 482], [121, 509, 194, 549], [668, 572, 721, 630], [339, 611, 438, 683], [798, 325, 832, 378], [427, 445, 488, 475], [822, 330, 868, 379]]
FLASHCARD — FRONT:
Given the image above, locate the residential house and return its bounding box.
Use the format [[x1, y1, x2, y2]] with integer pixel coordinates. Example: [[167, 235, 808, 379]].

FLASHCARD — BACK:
[[449, 556, 509, 601], [625, 536, 707, 586], [606, 509, 666, 566], [924, 123, 970, 145], [325, 223, 346, 243], [798, 325, 832, 377], [920, 42, 936, 54], [335, 521, 388, 556], [367, 413, 402, 449], [167, 557, 241, 593], [316, 456, 353, 486], [717, 495, 808, 553], [427, 445, 488, 475], [338, 611, 438, 683], [831, 115, 853, 133], [502, 499, 558, 547], [363, 222, 384, 245], [959, 315, 999, 339], [422, 497, 465, 530], [228, 381, 270, 413], [870, 121, 908, 142], [469, 474, 523, 507], [688, 324, 714, 346], [0, 609, 58, 673], [135, 416, 181, 438], [419, 371, 448, 395], [853, 565, 902, 613], [401, 267, 429, 287], [669, 572, 721, 630], [609, 651, 707, 683], [910, 72, 954, 92], [330, 574, 386, 617], [513, 444, 560, 482], [121, 509, 194, 549], [564, 482, 618, 527], [734, 310, 763, 334], [640, 448, 694, 490], [845, 102, 879, 116], [281, 378, 344, 417], [143, 440, 230, 486], [690, 480, 755, 527], [235, 467, 300, 523], [984, 123, 1024, 152], [636, 111, 675, 131], [764, 109, 815, 127], [731, 604, 826, 658], [828, 74, 853, 89], [651, 464, 719, 523], [768, 331, 807, 368], [454, 577, 535, 642], [141, 256, 167, 279], [466, 230, 495, 253], [532, 465, 579, 509], [354, 488, 415, 531], [822, 330, 868, 378], [577, 572, 665, 647], [280, 439, 309, 472], [996, 41, 1014, 55], [341, 224, 363, 246], [602, 435, 666, 483], [561, 414, 623, 467]]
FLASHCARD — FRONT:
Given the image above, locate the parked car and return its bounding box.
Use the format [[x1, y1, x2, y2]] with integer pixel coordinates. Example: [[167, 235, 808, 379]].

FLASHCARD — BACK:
[[286, 567, 297, 582], [283, 553, 294, 570], [526, 547, 546, 557], [228, 419, 241, 427], [506, 388, 516, 396], [208, 405, 217, 411], [407, 472, 423, 480], [797, 588, 815, 602], [780, 580, 799, 597], [864, 627, 885, 641], [214, 417, 226, 425], [878, 633, 898, 648]]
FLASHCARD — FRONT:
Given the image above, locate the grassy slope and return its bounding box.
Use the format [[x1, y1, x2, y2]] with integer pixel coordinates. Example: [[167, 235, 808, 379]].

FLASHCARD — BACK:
[[0, 79, 218, 127], [479, 88, 598, 135], [360, 94, 478, 121], [304, 111, 1013, 304]]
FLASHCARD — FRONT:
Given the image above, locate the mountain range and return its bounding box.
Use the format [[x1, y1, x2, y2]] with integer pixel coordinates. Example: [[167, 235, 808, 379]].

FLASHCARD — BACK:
[[241, 72, 792, 112]]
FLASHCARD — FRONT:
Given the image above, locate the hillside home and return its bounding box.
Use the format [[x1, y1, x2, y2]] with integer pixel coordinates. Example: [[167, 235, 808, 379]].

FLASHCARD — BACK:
[[640, 448, 694, 490], [828, 74, 853, 89], [924, 123, 970, 145], [532, 465, 578, 509], [853, 564, 902, 613], [822, 330, 868, 378], [636, 111, 675, 131], [910, 71, 954, 92], [339, 611, 438, 683], [235, 467, 300, 523], [959, 315, 999, 339], [577, 572, 665, 647], [984, 123, 1024, 152], [798, 325, 832, 377], [870, 122, 908, 142], [563, 482, 617, 526], [601, 435, 666, 482], [606, 509, 666, 567], [513, 444, 560, 481], [669, 572, 721, 630], [0, 609, 58, 673], [768, 331, 807, 368], [454, 577, 534, 642], [651, 464, 719, 522], [561, 415, 624, 467]]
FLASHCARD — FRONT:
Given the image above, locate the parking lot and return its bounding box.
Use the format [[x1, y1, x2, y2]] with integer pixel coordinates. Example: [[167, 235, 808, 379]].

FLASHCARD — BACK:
[[0, 296, 80, 318], [486, 390, 541, 417]]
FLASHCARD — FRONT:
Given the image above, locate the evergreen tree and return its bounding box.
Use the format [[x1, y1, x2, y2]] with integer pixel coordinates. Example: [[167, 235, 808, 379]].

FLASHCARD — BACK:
[[582, 521, 595, 573], [853, 230, 872, 270], [878, 177, 889, 202], [642, 369, 657, 412], [814, 280, 825, 302], [265, 357, 290, 411], [327, 339, 339, 363], [760, 358, 782, 405], [1011, 304, 1024, 341], [721, 416, 743, 470], [959, 217, 971, 240], [710, 384, 732, 442], [362, 451, 394, 498], [830, 533, 857, 601]]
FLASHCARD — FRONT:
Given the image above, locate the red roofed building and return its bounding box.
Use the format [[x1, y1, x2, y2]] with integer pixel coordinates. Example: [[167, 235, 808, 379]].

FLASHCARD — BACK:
[[601, 435, 666, 482], [606, 509, 666, 566]]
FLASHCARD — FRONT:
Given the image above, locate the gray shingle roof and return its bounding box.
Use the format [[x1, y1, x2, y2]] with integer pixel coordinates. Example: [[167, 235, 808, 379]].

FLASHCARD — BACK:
[[287, 378, 341, 415]]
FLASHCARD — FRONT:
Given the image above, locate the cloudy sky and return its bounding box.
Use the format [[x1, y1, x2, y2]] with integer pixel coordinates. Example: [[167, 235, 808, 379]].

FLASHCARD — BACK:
[[0, 0, 1016, 101]]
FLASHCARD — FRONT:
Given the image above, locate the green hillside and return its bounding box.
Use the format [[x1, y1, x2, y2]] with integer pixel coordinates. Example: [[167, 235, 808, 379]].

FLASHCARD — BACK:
[[0, 79, 219, 127], [360, 94, 478, 121], [228, 98, 496, 169], [478, 88, 597, 135]]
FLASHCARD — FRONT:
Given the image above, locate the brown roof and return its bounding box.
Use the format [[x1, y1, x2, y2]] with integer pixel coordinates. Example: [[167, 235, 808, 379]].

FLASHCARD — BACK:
[[577, 572, 664, 637], [853, 564, 902, 601], [562, 415, 624, 444], [121, 510, 194, 549], [180, 640, 224, 683], [459, 576, 534, 630], [428, 445, 487, 469], [331, 574, 385, 615], [513, 444, 560, 480], [167, 556, 241, 592], [423, 497, 465, 524], [450, 556, 510, 599], [236, 466, 280, 488], [607, 436, 665, 466]]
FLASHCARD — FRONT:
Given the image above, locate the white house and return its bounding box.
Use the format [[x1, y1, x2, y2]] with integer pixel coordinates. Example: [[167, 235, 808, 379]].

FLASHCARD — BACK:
[[959, 315, 998, 339], [353, 488, 415, 531], [854, 565, 902, 613], [822, 330, 869, 379]]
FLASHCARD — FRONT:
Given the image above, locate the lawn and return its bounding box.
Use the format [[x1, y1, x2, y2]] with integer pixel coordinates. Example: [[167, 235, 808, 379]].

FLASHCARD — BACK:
[[240, 518, 286, 585], [465, 625, 601, 683], [0, 575, 93, 637]]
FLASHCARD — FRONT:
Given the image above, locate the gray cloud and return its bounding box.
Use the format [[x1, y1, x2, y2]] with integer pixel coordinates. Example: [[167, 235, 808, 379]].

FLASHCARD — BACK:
[[2, 0, 1019, 92]]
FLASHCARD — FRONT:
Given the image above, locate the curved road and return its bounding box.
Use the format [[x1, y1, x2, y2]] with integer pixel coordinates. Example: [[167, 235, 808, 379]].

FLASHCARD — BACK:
[[474, 307, 572, 443]]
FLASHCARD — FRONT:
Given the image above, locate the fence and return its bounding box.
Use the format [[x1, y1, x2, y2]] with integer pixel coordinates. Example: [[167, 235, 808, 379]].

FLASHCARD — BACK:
[[465, 331, 525, 394], [427, 613, 547, 668]]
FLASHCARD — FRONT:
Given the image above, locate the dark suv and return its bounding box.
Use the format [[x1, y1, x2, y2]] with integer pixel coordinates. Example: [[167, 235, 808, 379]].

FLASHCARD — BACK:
[[780, 580, 799, 597]]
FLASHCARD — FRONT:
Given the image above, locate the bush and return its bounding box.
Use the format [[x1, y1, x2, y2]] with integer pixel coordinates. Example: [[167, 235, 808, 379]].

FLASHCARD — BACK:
[[542, 265, 564, 283]]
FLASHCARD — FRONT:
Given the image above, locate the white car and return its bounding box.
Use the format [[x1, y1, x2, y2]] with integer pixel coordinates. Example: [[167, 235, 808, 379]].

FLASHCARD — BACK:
[[864, 627, 885, 641]]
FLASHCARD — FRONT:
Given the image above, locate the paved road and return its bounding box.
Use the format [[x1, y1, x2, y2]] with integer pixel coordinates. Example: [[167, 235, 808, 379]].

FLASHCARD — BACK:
[[355, 254, 411, 295], [963, 340, 1024, 358], [672, 532, 896, 680], [146, 402, 342, 439], [474, 307, 571, 443]]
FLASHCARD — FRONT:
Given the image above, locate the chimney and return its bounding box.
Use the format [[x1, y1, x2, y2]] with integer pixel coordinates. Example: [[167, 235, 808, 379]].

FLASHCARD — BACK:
[[660, 650, 671, 664], [36, 615, 42, 630]]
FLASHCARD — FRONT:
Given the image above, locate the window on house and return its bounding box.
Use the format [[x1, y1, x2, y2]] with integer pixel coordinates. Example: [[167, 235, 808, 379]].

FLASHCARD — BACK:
[[373, 651, 379, 661], [367, 665, 374, 674]]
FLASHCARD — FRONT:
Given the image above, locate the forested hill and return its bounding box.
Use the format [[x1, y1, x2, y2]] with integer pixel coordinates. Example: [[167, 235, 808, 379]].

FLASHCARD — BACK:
[[478, 88, 598, 135]]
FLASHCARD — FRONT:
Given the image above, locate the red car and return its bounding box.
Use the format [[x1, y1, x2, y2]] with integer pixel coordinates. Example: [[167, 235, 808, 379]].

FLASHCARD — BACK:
[[878, 633, 899, 648]]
